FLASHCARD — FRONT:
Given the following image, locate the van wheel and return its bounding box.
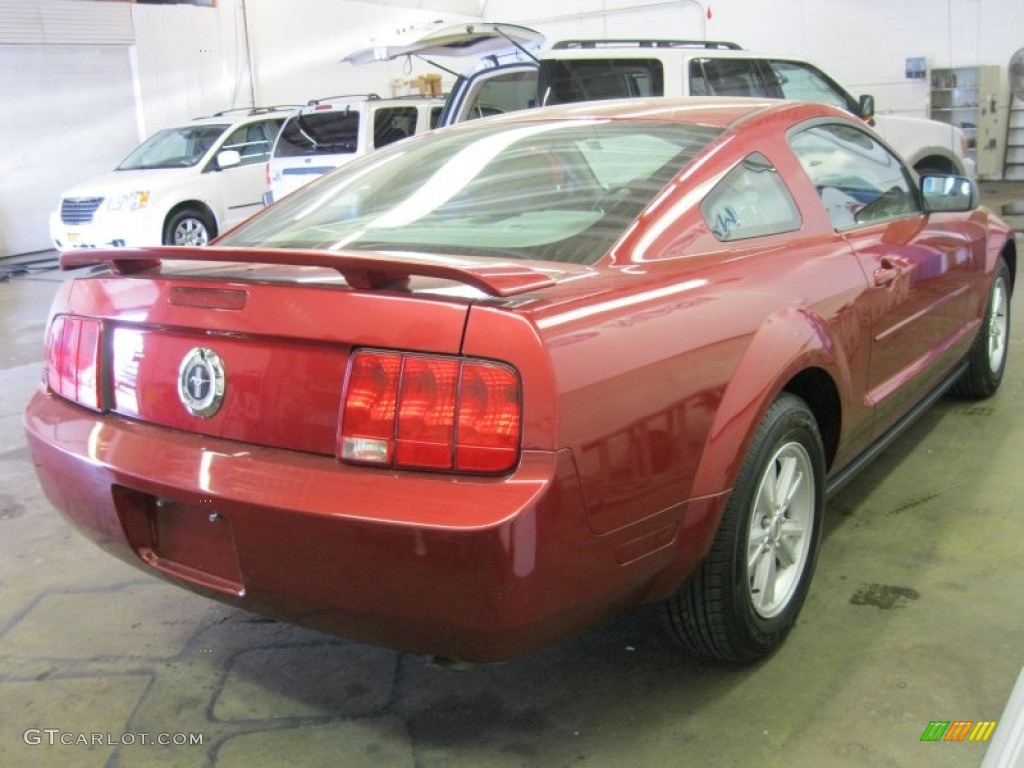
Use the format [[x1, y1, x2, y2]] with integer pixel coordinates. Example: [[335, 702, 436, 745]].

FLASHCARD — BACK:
[[953, 258, 1011, 398], [661, 394, 825, 663], [164, 207, 215, 246]]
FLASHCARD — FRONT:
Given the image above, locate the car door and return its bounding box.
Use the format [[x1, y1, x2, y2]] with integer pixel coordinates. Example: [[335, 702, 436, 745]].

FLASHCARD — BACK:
[[788, 120, 981, 432], [209, 119, 279, 229]]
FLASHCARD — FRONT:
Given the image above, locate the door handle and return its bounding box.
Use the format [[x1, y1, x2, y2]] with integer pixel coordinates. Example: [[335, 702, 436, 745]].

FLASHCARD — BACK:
[[873, 256, 903, 287]]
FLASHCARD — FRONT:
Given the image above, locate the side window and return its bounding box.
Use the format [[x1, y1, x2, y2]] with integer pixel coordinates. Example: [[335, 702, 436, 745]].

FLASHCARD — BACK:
[[701, 153, 801, 241], [373, 107, 418, 148], [222, 122, 273, 165], [539, 59, 664, 105], [463, 70, 539, 120], [767, 61, 853, 111], [688, 58, 773, 98], [789, 123, 919, 230]]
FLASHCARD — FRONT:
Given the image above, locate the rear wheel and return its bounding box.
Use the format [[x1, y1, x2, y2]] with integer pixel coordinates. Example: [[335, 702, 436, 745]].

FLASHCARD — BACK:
[[661, 393, 825, 663], [953, 258, 1011, 398], [164, 207, 215, 246]]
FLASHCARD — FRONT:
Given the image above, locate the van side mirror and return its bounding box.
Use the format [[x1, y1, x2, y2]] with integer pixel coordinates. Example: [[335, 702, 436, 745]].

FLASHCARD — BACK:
[[920, 174, 978, 212], [216, 149, 241, 169], [857, 94, 875, 123]]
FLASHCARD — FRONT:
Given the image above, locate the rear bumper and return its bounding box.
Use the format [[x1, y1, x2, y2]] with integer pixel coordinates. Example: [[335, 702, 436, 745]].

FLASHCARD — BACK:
[[23, 391, 715, 661]]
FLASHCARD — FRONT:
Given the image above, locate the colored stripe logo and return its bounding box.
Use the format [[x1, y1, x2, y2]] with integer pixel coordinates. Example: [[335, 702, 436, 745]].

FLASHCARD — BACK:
[[920, 720, 997, 742]]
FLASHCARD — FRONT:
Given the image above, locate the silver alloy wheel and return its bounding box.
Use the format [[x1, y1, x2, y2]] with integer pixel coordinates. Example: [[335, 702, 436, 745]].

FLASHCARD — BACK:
[[746, 441, 815, 619], [173, 217, 209, 246], [987, 275, 1009, 374]]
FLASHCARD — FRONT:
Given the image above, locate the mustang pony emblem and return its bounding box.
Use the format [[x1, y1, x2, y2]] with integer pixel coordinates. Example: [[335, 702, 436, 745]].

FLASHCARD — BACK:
[[177, 348, 225, 418]]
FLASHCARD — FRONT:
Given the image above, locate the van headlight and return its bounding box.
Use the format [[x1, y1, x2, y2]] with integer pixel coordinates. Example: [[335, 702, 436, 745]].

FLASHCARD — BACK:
[[108, 191, 150, 211]]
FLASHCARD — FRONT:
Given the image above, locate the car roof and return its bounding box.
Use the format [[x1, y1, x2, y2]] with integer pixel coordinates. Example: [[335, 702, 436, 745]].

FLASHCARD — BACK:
[[539, 44, 810, 65], [297, 94, 445, 110], [188, 107, 295, 126], [477, 96, 836, 130]]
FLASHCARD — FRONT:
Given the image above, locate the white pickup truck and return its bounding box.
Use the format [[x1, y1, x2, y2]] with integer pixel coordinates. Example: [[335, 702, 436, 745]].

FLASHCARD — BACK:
[[347, 23, 973, 178]]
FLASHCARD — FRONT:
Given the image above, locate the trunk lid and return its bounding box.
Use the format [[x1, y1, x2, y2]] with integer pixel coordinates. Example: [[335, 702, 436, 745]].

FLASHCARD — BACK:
[[58, 246, 569, 456]]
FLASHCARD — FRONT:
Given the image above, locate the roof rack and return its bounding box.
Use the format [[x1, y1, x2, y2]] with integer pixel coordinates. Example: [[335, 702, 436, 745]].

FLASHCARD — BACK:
[[551, 39, 743, 51], [390, 93, 446, 101], [206, 105, 299, 117], [306, 93, 381, 106]]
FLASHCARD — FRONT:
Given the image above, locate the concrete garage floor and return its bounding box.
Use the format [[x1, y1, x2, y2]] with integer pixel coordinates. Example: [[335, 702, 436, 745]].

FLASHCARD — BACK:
[[1, 185, 1022, 768]]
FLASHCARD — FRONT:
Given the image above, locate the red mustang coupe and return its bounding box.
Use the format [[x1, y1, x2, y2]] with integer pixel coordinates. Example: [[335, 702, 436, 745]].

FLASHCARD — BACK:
[[25, 99, 1015, 663]]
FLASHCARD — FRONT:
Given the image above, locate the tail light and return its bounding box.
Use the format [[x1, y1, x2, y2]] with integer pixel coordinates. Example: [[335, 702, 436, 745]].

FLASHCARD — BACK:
[[45, 315, 104, 411], [340, 350, 521, 474]]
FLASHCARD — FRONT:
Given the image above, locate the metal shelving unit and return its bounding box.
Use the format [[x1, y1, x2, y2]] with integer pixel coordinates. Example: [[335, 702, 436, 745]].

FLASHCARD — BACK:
[[929, 65, 1005, 178]]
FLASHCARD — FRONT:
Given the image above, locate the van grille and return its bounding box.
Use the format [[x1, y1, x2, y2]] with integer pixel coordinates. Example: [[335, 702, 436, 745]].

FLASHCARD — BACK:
[[61, 197, 104, 225]]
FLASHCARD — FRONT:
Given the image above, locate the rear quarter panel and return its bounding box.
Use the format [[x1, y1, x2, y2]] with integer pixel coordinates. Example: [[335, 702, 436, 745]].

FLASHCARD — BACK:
[[468, 108, 875, 563]]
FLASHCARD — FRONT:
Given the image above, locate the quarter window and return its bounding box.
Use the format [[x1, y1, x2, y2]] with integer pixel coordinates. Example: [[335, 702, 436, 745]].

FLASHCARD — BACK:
[[701, 153, 801, 241], [789, 123, 919, 230]]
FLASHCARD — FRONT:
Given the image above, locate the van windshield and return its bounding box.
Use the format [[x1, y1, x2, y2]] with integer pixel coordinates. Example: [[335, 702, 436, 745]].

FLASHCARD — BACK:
[[117, 125, 228, 170]]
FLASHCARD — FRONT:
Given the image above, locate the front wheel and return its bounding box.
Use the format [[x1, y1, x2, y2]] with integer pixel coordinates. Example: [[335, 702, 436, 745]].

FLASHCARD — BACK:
[[164, 207, 215, 246], [953, 258, 1011, 399], [661, 393, 825, 663]]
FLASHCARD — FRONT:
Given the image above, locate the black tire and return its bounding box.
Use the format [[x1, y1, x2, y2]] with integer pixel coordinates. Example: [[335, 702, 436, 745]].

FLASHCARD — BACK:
[[661, 393, 825, 663], [952, 258, 1011, 399], [163, 207, 215, 246]]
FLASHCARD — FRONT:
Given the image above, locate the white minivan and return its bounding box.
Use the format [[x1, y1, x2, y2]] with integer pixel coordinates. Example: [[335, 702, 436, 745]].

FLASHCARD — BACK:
[[265, 95, 444, 204], [50, 107, 290, 250]]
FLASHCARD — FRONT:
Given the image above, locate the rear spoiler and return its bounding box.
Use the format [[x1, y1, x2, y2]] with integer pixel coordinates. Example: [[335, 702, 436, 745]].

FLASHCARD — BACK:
[[59, 246, 557, 298]]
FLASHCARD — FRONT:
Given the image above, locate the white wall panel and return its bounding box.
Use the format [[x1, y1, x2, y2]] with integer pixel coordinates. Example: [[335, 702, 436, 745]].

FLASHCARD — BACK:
[[0, 44, 137, 257], [0, 1, 230, 257], [132, 4, 235, 133], [244, 0, 479, 104]]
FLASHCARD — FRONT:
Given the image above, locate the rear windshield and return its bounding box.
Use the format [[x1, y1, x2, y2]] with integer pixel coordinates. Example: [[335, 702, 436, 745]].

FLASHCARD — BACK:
[[538, 59, 664, 105], [274, 111, 360, 157], [220, 118, 721, 265]]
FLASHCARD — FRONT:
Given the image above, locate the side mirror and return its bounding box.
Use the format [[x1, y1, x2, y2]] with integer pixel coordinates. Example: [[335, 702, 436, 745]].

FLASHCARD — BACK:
[[920, 174, 978, 212], [216, 149, 241, 169], [857, 94, 875, 124]]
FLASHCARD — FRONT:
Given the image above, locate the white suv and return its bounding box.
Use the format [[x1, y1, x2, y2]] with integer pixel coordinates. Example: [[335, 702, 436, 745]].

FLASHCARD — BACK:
[[266, 94, 444, 204], [350, 26, 974, 178], [536, 40, 974, 177], [50, 107, 289, 251]]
